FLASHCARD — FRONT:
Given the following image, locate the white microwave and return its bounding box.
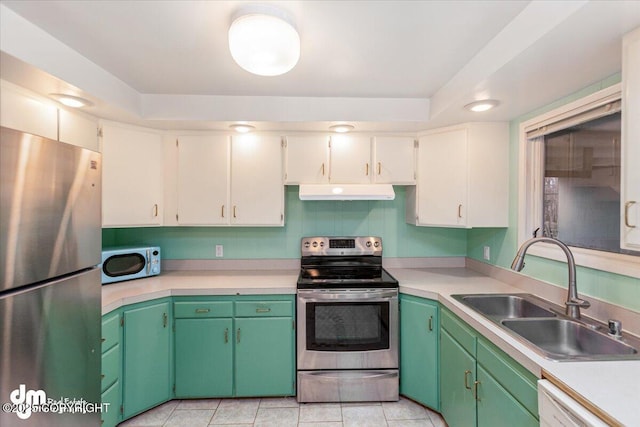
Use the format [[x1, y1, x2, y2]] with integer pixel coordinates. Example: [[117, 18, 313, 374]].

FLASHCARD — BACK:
[[101, 246, 161, 284]]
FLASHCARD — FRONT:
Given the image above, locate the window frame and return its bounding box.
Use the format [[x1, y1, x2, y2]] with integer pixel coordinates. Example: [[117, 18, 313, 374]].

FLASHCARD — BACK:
[[517, 83, 639, 279]]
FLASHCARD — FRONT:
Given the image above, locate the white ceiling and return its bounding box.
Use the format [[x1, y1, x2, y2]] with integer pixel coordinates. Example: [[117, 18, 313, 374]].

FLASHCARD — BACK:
[[1, 0, 640, 132]]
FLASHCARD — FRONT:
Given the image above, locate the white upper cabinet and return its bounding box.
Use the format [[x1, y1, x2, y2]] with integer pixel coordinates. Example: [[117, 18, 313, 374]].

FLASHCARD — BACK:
[[622, 27, 640, 249], [329, 135, 372, 183], [101, 122, 164, 227], [59, 109, 99, 151], [1, 81, 58, 140], [176, 135, 229, 225], [230, 135, 284, 226], [407, 122, 509, 228], [284, 135, 329, 184], [373, 136, 416, 184], [284, 134, 415, 185]]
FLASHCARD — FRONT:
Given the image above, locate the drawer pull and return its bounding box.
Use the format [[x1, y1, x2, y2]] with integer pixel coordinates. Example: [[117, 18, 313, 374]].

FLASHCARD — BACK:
[[464, 370, 472, 390], [256, 308, 271, 313], [195, 308, 211, 314]]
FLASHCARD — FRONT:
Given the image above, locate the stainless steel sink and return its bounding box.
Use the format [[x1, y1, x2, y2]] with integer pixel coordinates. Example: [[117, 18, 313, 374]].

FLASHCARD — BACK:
[[455, 294, 556, 319], [452, 293, 640, 361], [501, 318, 639, 361]]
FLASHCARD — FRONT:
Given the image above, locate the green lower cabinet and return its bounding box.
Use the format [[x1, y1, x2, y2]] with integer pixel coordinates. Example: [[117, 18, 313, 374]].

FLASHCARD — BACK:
[[235, 316, 295, 396], [476, 365, 537, 427], [123, 300, 171, 418], [440, 328, 477, 427], [174, 318, 233, 397], [439, 308, 538, 427], [101, 379, 121, 427], [399, 294, 439, 410]]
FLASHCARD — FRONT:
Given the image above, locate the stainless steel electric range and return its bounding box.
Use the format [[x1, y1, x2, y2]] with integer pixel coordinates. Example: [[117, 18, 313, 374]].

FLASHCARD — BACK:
[[296, 236, 399, 403]]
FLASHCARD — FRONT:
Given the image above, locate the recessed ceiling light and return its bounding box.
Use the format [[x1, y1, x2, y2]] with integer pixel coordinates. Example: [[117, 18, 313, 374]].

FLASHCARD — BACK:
[[49, 93, 93, 108], [228, 5, 300, 76], [329, 124, 355, 133], [464, 99, 500, 112], [230, 124, 255, 133]]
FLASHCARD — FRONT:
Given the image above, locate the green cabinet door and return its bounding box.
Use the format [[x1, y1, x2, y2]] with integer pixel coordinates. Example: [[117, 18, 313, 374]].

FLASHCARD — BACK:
[[476, 365, 538, 427], [123, 300, 171, 418], [440, 328, 477, 427], [175, 318, 233, 397], [234, 317, 294, 396], [400, 295, 439, 409]]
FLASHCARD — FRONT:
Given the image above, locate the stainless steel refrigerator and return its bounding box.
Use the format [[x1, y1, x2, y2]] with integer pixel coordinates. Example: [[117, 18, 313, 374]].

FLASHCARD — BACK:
[[1, 126, 102, 426]]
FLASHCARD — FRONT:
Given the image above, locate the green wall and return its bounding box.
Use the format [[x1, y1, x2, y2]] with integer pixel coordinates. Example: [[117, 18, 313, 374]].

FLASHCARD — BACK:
[[467, 72, 640, 313], [103, 186, 467, 260]]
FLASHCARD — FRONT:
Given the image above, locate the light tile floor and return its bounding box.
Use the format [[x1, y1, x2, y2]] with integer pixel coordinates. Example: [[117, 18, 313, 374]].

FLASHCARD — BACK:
[[119, 397, 446, 427]]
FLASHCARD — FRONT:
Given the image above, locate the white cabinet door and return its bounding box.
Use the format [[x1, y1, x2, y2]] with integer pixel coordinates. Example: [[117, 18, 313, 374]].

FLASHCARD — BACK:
[[416, 128, 468, 227], [407, 123, 509, 228], [284, 135, 329, 184], [0, 82, 57, 140], [230, 135, 284, 226], [59, 109, 99, 151], [101, 123, 164, 227], [176, 135, 229, 225], [373, 136, 415, 184], [622, 27, 640, 249], [329, 135, 372, 183]]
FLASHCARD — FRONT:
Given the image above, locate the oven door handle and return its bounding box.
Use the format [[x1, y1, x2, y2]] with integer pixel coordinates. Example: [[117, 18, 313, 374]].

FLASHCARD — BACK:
[[305, 371, 398, 380], [297, 289, 398, 301]]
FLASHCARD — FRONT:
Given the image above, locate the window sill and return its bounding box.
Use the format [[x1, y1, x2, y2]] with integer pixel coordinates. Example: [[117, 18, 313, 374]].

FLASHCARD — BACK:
[[525, 243, 639, 279]]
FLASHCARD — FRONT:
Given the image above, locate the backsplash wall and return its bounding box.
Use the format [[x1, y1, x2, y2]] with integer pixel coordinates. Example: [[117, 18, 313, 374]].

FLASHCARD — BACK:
[[467, 73, 640, 313], [103, 186, 468, 259]]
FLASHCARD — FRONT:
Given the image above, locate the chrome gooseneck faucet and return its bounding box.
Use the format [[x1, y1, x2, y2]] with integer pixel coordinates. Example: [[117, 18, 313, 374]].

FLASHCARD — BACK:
[[511, 237, 590, 319]]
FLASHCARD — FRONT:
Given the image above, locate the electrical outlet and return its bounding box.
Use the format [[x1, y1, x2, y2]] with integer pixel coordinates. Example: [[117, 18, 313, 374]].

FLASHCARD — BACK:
[[215, 245, 224, 257], [483, 246, 491, 261]]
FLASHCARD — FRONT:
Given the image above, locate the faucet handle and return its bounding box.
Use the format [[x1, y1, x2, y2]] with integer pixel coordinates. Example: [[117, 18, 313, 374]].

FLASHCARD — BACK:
[[608, 319, 622, 337], [566, 298, 590, 308]]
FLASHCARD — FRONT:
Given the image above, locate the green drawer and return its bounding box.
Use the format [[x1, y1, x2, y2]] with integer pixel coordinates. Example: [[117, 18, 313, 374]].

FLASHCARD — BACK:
[[174, 301, 233, 318], [477, 338, 538, 417], [441, 308, 476, 356], [235, 300, 293, 317], [101, 343, 120, 393], [101, 379, 121, 427], [101, 312, 120, 353]]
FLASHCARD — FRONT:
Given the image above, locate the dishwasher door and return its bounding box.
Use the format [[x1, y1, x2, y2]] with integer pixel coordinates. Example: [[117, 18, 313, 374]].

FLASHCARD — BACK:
[[538, 379, 608, 427]]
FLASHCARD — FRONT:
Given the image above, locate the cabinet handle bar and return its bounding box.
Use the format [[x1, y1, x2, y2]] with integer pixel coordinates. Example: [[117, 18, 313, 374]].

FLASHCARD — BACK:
[[625, 201, 637, 228], [464, 370, 472, 390]]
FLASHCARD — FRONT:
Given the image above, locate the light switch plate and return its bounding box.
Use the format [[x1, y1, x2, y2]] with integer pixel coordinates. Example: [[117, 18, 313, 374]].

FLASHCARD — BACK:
[[483, 246, 490, 261], [215, 245, 223, 257]]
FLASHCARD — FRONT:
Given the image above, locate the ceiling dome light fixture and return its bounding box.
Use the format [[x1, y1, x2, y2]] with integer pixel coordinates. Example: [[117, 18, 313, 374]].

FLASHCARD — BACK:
[[464, 99, 500, 112], [229, 123, 255, 133], [49, 93, 93, 108], [228, 4, 300, 77], [329, 124, 355, 133]]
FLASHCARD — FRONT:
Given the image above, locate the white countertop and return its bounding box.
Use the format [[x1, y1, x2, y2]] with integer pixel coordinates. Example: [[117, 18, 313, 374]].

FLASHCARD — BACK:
[[102, 267, 639, 426]]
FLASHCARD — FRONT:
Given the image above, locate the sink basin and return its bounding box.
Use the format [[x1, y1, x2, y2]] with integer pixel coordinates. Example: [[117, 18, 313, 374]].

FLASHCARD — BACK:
[[454, 294, 556, 319], [502, 318, 639, 360]]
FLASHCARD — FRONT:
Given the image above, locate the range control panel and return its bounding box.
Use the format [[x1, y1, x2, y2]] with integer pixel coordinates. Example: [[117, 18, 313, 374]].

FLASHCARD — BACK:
[[301, 236, 382, 257]]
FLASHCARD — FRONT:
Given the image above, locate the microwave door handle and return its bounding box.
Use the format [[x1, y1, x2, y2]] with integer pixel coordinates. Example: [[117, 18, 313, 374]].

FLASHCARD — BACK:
[[146, 249, 151, 275]]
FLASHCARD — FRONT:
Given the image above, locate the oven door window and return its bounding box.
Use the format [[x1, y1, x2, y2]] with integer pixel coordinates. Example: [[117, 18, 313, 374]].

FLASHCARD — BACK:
[[306, 302, 389, 351], [103, 253, 145, 277]]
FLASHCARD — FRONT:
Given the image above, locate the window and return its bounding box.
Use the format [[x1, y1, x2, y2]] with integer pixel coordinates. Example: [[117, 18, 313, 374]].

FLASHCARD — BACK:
[[518, 84, 639, 278]]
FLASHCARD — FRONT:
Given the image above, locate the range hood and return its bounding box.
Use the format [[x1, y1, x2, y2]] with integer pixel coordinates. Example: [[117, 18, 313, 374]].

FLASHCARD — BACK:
[[299, 184, 395, 201]]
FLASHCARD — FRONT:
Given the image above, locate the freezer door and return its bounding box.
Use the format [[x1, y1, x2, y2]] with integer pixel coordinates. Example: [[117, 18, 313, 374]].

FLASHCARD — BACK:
[[0, 268, 101, 426], [0, 126, 102, 292]]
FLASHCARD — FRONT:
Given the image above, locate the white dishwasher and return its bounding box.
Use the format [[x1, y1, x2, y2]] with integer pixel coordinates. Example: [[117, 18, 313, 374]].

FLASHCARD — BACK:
[[538, 379, 609, 427]]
